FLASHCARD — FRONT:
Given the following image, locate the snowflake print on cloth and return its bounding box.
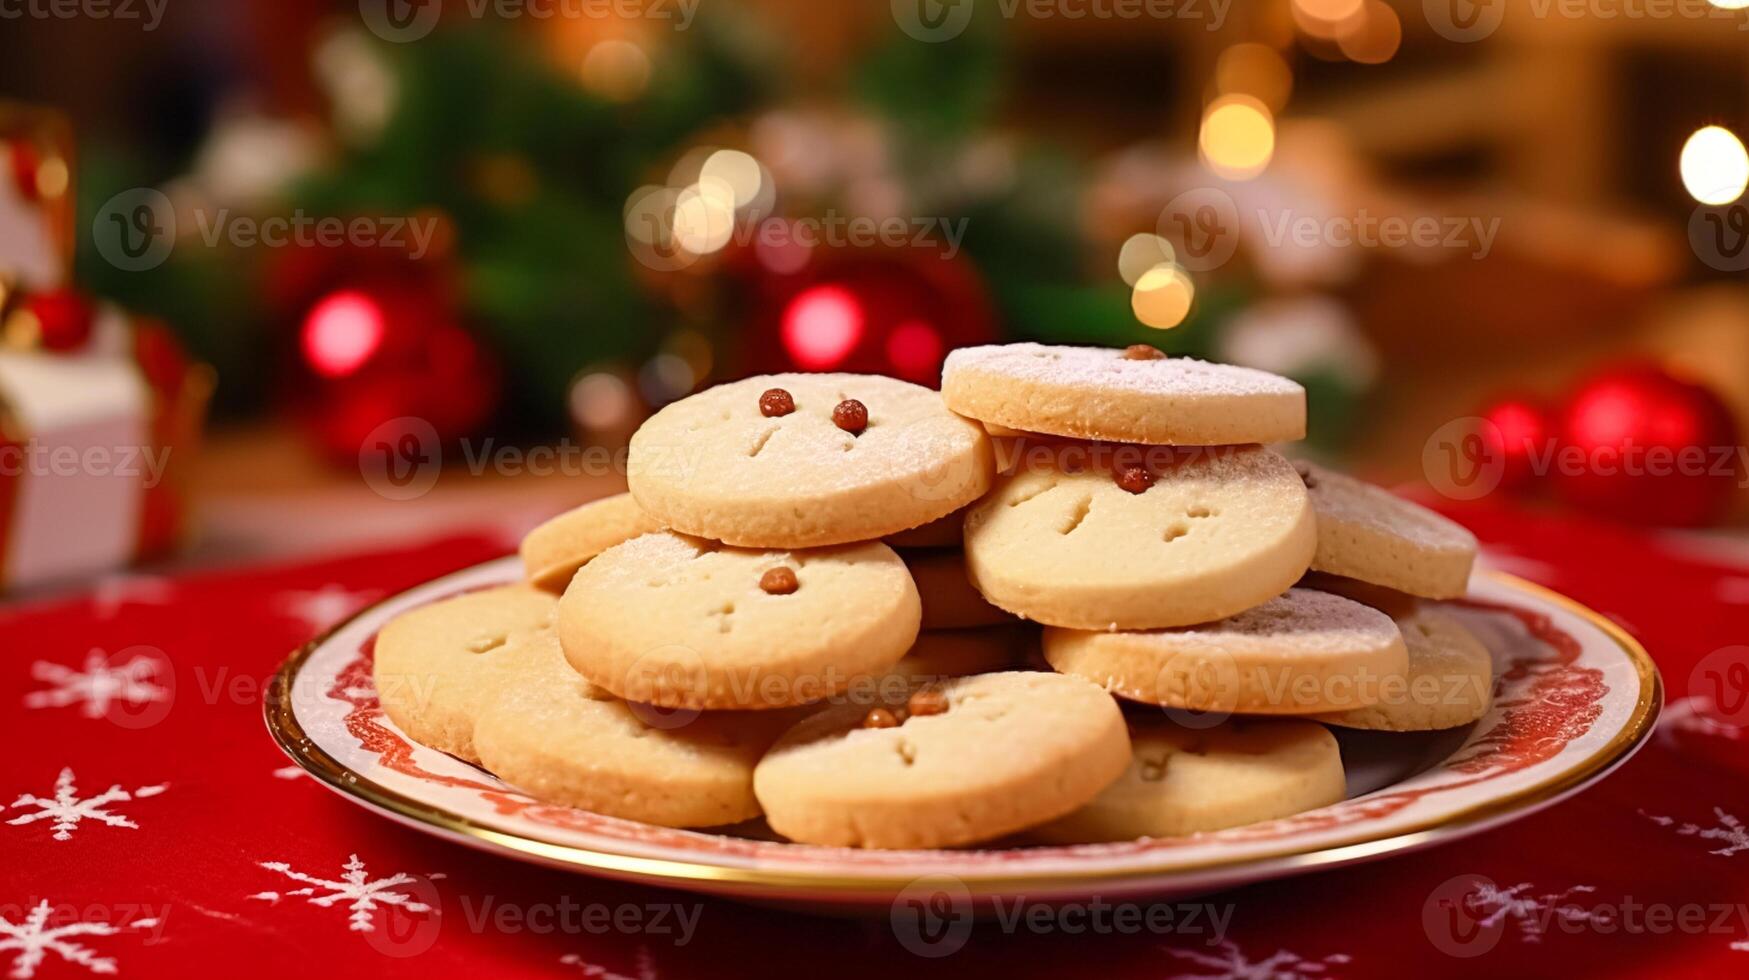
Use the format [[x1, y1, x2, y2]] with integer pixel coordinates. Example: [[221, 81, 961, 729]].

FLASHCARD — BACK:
[[0, 901, 160, 979], [23, 650, 168, 718], [1165, 940, 1351, 979], [1645, 808, 1749, 857], [5, 768, 167, 842], [274, 585, 380, 634], [560, 947, 657, 980], [1459, 881, 1598, 942], [249, 855, 442, 933]]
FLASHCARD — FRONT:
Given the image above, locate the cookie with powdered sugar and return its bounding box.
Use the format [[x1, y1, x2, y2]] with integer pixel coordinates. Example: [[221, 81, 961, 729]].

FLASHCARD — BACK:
[[942, 342, 1305, 446], [627, 373, 992, 549], [1296, 461, 1478, 599], [964, 443, 1316, 630], [1043, 587, 1408, 714], [520, 493, 665, 592]]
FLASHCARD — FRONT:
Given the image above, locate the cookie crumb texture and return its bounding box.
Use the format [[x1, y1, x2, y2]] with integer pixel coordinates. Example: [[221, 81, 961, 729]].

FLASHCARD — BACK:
[[943, 343, 1306, 446], [559, 531, 921, 710], [519, 493, 665, 592], [753, 671, 1131, 849], [628, 373, 993, 548], [1297, 461, 1478, 599]]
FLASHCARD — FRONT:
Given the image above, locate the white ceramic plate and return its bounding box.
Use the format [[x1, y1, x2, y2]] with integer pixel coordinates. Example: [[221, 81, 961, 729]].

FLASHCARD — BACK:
[[266, 558, 1659, 909]]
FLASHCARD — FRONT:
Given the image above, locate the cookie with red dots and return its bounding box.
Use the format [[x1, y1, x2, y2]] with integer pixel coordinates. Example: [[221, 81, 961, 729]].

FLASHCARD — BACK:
[[627, 373, 992, 548], [557, 530, 921, 711]]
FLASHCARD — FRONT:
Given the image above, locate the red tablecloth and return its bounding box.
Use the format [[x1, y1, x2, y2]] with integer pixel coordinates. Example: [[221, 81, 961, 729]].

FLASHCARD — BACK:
[[4, 506, 1747, 980]]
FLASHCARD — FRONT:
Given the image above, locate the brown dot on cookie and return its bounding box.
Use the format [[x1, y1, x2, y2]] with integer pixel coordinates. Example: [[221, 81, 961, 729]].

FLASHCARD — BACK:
[[1122, 344, 1165, 361], [759, 566, 799, 595], [907, 688, 948, 718], [862, 707, 899, 729], [1116, 466, 1155, 494], [759, 387, 796, 417], [832, 399, 868, 435]]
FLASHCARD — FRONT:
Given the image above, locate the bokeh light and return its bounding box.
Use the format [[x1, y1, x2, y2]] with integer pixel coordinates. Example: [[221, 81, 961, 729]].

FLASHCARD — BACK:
[[1337, 2, 1401, 65], [1199, 95, 1276, 180], [783, 285, 864, 369], [302, 290, 384, 378], [580, 40, 651, 103], [1215, 43, 1293, 113], [1117, 233, 1176, 287], [699, 150, 766, 210], [1680, 125, 1749, 205], [1130, 264, 1196, 330]]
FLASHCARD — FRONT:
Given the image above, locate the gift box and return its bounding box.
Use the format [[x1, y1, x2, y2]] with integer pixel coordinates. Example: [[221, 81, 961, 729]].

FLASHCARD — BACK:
[[0, 103, 211, 590]]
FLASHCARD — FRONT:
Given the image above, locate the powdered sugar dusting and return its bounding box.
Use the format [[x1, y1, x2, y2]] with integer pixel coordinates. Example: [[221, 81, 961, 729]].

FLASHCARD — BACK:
[[1297, 461, 1476, 552], [1146, 588, 1400, 654], [944, 343, 1303, 397]]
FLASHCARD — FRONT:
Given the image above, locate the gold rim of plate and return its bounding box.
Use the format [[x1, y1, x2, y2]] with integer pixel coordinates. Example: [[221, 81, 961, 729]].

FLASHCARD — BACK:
[[263, 570, 1662, 898]]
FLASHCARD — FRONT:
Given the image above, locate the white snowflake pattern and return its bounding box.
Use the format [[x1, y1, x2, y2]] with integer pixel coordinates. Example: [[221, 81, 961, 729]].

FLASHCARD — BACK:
[[1460, 881, 1598, 942], [87, 574, 174, 620], [561, 946, 657, 980], [1645, 807, 1749, 857], [5, 768, 167, 842], [23, 650, 168, 718], [249, 855, 441, 933], [1658, 696, 1746, 747], [275, 585, 380, 633], [0, 900, 160, 979], [1165, 940, 1350, 979]]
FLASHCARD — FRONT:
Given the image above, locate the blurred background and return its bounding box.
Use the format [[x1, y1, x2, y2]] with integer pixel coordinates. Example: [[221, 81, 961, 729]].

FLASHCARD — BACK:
[[3, 0, 1749, 589]]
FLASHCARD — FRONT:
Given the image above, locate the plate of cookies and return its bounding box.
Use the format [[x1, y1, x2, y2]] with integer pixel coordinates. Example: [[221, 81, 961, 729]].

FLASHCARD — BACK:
[[267, 343, 1660, 908]]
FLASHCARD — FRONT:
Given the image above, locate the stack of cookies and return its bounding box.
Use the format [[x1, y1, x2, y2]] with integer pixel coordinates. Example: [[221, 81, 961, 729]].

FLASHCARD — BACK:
[[375, 343, 1485, 850]]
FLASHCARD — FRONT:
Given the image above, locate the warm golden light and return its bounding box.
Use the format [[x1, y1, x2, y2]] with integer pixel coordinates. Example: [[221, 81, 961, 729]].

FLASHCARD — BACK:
[[581, 40, 651, 103], [1337, 1, 1401, 64], [1681, 125, 1749, 205], [672, 181, 735, 254], [1215, 43, 1293, 113], [699, 150, 766, 210], [1118, 233, 1176, 287], [1199, 95, 1275, 181], [1707, 0, 1749, 9], [1292, 0, 1365, 38], [1131, 264, 1195, 330]]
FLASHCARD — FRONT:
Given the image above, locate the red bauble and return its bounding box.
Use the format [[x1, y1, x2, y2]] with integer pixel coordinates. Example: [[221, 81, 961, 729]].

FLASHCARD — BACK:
[[289, 283, 499, 463], [1477, 394, 1550, 493], [748, 250, 994, 384], [1552, 365, 1740, 527], [7, 139, 40, 201], [21, 287, 94, 351]]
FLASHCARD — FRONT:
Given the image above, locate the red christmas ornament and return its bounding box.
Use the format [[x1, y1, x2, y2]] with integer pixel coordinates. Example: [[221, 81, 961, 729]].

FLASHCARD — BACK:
[[750, 250, 994, 384], [1477, 394, 1550, 493], [20, 287, 94, 351], [289, 282, 499, 463], [1551, 364, 1739, 527]]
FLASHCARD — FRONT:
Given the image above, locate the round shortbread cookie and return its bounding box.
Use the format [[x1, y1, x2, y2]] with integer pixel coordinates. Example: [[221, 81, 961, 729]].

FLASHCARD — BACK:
[[905, 551, 1014, 629], [520, 493, 665, 592], [1296, 461, 1478, 599], [559, 531, 921, 710], [753, 671, 1131, 848], [964, 444, 1317, 629], [627, 373, 993, 548], [373, 584, 558, 763], [472, 634, 794, 828], [1314, 608, 1493, 731], [1033, 717, 1346, 842], [1043, 588, 1408, 714], [942, 343, 1305, 446]]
